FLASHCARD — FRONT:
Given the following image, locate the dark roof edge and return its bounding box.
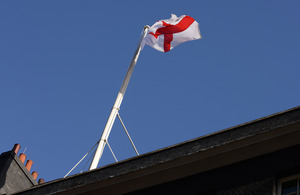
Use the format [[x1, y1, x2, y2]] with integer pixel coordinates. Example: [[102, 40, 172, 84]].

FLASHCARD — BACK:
[[16, 106, 300, 194], [182, 105, 300, 146]]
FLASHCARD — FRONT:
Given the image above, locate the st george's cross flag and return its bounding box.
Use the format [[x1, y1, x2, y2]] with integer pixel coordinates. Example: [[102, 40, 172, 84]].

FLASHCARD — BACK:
[[142, 14, 201, 52]]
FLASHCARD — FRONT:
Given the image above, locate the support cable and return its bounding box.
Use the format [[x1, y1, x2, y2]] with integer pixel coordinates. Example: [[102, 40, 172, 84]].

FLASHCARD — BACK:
[[80, 148, 97, 173], [107, 140, 118, 162], [64, 141, 99, 178], [117, 113, 139, 156]]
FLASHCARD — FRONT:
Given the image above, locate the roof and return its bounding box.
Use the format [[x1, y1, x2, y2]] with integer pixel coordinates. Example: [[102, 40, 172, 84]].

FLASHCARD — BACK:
[[16, 106, 300, 194]]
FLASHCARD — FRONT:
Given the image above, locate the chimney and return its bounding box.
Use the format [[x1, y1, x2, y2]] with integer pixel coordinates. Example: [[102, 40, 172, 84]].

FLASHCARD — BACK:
[[12, 144, 21, 154], [25, 160, 33, 172], [38, 178, 45, 184], [0, 144, 40, 194], [19, 153, 26, 163], [11, 144, 45, 184], [31, 171, 38, 180]]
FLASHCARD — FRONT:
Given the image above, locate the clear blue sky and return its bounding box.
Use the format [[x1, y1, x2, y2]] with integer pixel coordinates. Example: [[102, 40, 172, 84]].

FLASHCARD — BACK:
[[0, 1, 299, 182]]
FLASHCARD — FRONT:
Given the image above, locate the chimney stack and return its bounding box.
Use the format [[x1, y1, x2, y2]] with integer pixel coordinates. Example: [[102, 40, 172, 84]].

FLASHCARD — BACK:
[[9, 144, 44, 184]]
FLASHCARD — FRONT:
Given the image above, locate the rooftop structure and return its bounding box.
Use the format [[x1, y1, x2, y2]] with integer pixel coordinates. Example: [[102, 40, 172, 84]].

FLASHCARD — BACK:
[[1, 106, 300, 194]]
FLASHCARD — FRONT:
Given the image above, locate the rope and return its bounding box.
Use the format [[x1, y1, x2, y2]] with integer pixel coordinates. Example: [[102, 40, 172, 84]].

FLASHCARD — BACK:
[[63, 141, 99, 178], [117, 113, 139, 156], [107, 140, 118, 162], [80, 147, 97, 173]]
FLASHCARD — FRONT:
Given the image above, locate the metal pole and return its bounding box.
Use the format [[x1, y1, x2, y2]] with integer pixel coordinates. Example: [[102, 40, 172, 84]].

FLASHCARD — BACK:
[[89, 25, 150, 170]]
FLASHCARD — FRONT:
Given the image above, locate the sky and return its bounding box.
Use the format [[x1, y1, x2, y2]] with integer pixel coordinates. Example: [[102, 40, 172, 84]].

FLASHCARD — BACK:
[[0, 1, 299, 182]]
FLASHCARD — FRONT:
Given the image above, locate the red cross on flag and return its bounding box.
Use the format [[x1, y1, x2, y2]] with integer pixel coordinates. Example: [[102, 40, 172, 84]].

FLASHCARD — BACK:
[[142, 14, 201, 52]]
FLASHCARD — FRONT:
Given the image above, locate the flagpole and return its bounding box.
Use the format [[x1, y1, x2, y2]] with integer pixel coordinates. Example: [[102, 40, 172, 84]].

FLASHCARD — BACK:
[[89, 25, 150, 170]]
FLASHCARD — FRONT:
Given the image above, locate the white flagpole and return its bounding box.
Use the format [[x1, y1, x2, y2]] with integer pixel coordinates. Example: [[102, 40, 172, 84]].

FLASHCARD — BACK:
[[89, 25, 150, 170]]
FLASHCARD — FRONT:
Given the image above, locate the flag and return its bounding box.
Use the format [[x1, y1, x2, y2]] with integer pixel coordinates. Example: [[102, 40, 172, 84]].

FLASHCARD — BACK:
[[142, 14, 201, 52]]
